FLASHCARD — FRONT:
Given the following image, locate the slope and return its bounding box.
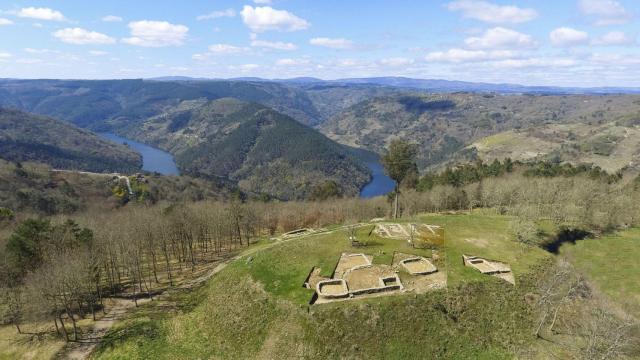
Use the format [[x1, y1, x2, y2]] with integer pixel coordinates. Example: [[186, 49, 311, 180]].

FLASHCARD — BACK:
[[469, 120, 640, 173], [0, 107, 141, 173], [127, 98, 370, 200], [320, 93, 640, 170]]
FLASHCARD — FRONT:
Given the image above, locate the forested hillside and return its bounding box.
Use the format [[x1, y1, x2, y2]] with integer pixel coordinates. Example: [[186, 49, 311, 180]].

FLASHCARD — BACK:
[[0, 159, 232, 215], [0, 108, 141, 173], [128, 98, 370, 199], [320, 93, 640, 170]]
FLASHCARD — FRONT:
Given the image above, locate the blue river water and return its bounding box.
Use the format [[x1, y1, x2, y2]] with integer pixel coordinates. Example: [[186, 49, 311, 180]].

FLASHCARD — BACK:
[[99, 132, 393, 197], [359, 161, 396, 198], [99, 133, 180, 175]]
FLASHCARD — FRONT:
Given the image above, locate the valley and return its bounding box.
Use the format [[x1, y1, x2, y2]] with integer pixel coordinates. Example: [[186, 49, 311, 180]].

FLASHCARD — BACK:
[[4, 1, 640, 358], [2, 74, 640, 360]]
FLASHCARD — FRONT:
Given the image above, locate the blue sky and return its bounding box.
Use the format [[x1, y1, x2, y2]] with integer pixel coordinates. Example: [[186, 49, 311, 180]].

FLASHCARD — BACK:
[[0, 0, 638, 86]]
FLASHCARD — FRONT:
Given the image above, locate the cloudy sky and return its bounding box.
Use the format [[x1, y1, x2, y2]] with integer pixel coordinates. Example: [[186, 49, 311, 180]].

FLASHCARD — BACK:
[[0, 0, 638, 86]]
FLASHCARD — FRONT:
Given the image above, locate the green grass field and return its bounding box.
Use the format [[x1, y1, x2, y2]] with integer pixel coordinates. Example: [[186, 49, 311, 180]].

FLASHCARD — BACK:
[[560, 228, 640, 315], [93, 213, 553, 359]]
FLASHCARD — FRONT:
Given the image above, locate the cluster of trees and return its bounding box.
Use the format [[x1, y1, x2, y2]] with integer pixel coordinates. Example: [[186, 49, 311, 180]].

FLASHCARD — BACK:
[[415, 158, 621, 191], [0, 197, 387, 340]]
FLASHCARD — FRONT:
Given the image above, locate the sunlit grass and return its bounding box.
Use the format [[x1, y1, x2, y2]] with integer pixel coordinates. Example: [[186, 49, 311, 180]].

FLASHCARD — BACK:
[[560, 228, 640, 315]]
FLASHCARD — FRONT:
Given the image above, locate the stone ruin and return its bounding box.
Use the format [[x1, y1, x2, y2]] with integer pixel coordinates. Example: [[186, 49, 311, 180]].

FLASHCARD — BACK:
[[373, 223, 444, 248], [400, 257, 438, 275], [462, 255, 515, 285], [306, 252, 445, 304], [281, 228, 314, 239]]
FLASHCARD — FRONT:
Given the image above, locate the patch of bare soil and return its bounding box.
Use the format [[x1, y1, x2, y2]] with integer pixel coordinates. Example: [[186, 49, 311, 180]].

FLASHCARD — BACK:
[[334, 253, 371, 278], [464, 237, 489, 247], [59, 256, 234, 360], [62, 297, 150, 360], [304, 267, 328, 289], [320, 282, 348, 295], [343, 265, 395, 291]]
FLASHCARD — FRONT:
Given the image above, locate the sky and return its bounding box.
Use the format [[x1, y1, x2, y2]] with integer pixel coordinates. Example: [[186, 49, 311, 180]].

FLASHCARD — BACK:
[[0, 0, 639, 87]]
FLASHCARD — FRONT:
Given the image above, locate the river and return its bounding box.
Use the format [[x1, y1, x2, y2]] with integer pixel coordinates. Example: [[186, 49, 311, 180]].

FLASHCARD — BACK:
[[99, 133, 393, 197], [99, 133, 180, 175], [359, 161, 396, 198]]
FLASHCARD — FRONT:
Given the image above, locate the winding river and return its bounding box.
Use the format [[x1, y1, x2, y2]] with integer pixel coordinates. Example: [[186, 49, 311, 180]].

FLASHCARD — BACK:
[[99, 133, 180, 175], [359, 161, 396, 198], [99, 133, 394, 197]]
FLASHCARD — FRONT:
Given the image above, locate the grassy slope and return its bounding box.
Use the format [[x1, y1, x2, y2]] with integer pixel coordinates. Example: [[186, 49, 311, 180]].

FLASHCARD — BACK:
[[560, 228, 640, 316], [0, 323, 65, 360], [93, 213, 551, 359]]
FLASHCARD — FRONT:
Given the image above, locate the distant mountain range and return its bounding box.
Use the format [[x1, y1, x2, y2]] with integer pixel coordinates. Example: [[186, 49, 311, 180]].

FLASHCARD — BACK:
[[3, 76, 640, 197], [150, 76, 640, 95]]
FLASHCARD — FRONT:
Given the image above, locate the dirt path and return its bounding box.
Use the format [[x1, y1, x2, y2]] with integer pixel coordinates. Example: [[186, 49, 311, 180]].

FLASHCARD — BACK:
[[62, 298, 145, 360], [58, 223, 372, 359], [52, 169, 133, 195]]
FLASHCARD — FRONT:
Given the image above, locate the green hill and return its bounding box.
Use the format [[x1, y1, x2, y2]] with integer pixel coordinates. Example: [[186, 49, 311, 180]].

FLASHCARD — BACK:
[[0, 108, 141, 173], [127, 98, 370, 199], [320, 93, 640, 171], [92, 214, 553, 360]]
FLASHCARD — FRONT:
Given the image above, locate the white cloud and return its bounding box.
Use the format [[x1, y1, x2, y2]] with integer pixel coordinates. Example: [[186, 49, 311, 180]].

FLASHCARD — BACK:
[[24, 48, 58, 54], [102, 15, 123, 22], [379, 57, 414, 67], [208, 44, 247, 54], [579, 0, 632, 25], [591, 53, 640, 66], [240, 6, 310, 32], [122, 21, 189, 47], [464, 27, 535, 49], [254, 0, 272, 4], [16, 58, 42, 64], [0, 18, 13, 25], [251, 39, 297, 50], [593, 31, 635, 45], [239, 63, 260, 72], [550, 27, 589, 47], [53, 28, 116, 45], [0, 52, 12, 58], [89, 50, 109, 56], [276, 58, 310, 66], [425, 48, 517, 63], [197, 9, 236, 21], [446, 0, 537, 24], [194, 44, 250, 60], [15, 7, 65, 21], [492, 57, 576, 68], [309, 37, 353, 49]]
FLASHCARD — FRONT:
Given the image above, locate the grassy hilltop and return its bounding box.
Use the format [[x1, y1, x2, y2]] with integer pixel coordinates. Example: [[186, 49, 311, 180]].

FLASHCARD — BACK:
[[93, 213, 553, 360]]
